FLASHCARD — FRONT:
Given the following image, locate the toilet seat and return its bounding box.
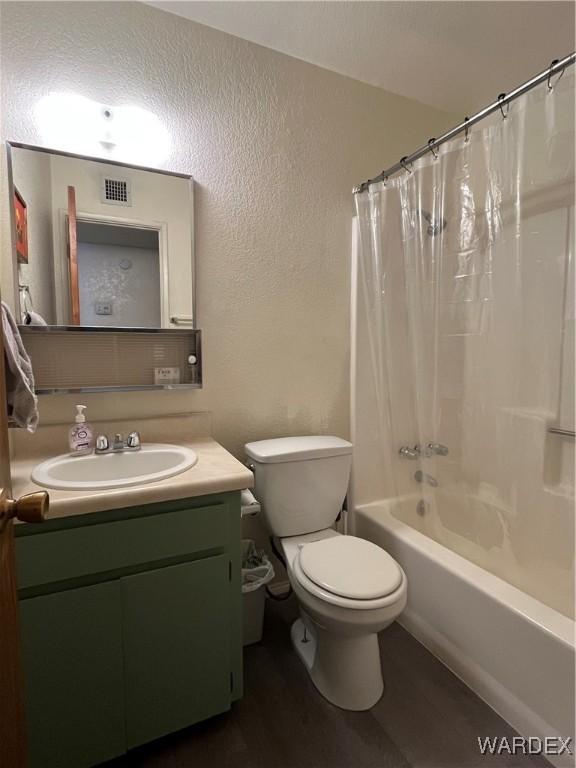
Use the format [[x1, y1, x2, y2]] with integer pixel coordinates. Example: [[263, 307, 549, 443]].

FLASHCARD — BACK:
[[293, 536, 405, 610], [300, 535, 402, 599]]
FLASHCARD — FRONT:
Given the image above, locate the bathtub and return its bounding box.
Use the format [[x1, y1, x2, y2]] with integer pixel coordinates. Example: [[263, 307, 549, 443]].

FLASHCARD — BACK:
[[354, 498, 575, 768]]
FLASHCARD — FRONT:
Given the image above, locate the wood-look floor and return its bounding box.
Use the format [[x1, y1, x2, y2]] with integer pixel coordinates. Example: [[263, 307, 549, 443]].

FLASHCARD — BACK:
[[104, 597, 550, 768]]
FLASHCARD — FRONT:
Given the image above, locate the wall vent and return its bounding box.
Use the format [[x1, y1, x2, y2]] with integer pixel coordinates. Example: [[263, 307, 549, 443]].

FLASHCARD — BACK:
[[101, 176, 132, 206]]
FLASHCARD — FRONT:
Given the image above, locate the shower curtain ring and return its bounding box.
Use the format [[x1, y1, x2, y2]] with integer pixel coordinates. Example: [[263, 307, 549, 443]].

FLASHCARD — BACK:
[[547, 59, 564, 90], [464, 117, 470, 143], [400, 156, 413, 174], [497, 94, 509, 119], [427, 139, 438, 160]]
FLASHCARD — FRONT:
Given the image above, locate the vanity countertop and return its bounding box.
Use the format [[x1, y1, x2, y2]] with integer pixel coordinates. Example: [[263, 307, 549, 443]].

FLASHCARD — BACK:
[[11, 436, 254, 522]]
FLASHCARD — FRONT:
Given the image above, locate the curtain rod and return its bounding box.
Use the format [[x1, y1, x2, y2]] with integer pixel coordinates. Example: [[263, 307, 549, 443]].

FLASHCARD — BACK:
[[353, 52, 576, 194]]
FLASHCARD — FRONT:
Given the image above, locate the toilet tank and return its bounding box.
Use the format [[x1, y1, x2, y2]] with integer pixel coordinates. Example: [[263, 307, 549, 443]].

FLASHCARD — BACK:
[[244, 436, 352, 538]]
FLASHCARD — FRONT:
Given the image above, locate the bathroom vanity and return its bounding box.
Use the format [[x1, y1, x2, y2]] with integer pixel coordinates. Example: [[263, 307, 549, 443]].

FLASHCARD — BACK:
[[10, 424, 252, 768]]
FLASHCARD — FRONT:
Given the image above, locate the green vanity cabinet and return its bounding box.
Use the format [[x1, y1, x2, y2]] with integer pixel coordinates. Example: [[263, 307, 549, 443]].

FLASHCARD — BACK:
[[122, 556, 231, 748], [15, 492, 243, 768], [19, 582, 125, 768]]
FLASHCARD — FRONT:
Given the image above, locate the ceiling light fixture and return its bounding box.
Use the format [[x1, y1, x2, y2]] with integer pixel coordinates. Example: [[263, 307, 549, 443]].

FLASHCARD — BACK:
[[34, 93, 171, 165]]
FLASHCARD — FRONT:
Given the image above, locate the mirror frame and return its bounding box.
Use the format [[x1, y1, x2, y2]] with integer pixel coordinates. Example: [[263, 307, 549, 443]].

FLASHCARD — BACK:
[[5, 141, 196, 331]]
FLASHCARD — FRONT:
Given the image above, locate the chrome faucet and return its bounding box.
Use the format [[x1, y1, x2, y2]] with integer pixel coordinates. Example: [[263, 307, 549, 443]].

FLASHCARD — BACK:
[[113, 433, 125, 451], [425, 442, 449, 457], [95, 430, 141, 454], [399, 445, 420, 460], [399, 442, 449, 459]]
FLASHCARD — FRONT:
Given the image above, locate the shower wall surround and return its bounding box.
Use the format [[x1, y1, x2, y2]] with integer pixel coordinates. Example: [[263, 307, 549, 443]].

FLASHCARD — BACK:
[[0, 1, 453, 455]]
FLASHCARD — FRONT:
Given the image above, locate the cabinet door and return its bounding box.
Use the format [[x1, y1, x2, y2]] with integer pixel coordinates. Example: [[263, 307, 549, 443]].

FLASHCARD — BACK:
[[122, 555, 231, 748], [19, 582, 124, 768]]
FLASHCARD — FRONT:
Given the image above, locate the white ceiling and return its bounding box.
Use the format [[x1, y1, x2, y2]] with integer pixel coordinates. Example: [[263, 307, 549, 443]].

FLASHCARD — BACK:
[[147, 1, 575, 115]]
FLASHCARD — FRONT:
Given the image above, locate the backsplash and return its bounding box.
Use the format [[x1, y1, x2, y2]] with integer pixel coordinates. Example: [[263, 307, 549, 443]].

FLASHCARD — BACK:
[[21, 328, 201, 392]]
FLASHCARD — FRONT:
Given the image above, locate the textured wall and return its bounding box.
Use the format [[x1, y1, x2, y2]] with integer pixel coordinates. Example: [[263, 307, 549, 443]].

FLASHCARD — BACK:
[[0, 1, 452, 457]]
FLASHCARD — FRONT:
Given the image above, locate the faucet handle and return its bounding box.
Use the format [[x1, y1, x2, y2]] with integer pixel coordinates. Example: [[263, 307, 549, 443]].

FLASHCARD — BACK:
[[127, 431, 141, 450], [95, 434, 109, 453], [399, 445, 420, 460], [426, 442, 449, 456]]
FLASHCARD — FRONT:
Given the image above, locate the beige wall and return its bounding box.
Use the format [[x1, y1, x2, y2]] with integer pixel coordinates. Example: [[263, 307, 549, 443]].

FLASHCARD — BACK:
[[0, 1, 453, 458]]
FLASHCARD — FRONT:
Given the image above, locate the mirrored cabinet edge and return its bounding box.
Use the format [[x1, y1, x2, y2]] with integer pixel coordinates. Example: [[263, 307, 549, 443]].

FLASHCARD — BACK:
[[4, 140, 201, 393]]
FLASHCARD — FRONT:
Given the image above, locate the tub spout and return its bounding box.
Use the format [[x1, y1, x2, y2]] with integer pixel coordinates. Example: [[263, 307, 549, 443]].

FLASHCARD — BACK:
[[414, 470, 438, 487]]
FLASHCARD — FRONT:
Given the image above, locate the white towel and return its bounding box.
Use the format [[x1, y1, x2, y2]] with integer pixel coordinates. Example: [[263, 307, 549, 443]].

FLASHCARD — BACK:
[[1, 301, 38, 432]]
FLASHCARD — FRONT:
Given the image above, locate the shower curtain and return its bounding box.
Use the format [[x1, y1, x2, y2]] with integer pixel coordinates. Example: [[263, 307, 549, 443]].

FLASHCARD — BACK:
[[354, 68, 575, 618]]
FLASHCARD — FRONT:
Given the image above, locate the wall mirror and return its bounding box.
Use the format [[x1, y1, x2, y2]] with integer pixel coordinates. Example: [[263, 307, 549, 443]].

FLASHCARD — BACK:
[[6, 142, 195, 329]]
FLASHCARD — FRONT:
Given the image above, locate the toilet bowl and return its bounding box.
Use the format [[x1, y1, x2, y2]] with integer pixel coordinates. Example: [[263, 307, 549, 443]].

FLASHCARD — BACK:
[[281, 529, 407, 710], [244, 435, 407, 711]]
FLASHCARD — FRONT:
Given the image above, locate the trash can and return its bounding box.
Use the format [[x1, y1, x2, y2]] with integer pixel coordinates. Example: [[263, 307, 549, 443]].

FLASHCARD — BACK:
[[242, 539, 275, 646]]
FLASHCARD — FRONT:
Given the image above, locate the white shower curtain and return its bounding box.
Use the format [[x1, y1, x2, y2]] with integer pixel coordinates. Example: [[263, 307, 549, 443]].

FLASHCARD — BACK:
[[354, 68, 575, 618]]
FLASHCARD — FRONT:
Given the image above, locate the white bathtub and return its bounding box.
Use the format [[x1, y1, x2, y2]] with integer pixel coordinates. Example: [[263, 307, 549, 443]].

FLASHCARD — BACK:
[[354, 498, 575, 768]]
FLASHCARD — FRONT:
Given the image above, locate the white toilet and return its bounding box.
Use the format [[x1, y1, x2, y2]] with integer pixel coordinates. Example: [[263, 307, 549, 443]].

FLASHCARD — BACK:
[[244, 435, 407, 711]]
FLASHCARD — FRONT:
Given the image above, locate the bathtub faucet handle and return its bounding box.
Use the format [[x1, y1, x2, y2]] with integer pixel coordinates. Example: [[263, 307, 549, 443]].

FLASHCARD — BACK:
[[426, 442, 449, 456], [399, 445, 420, 460]]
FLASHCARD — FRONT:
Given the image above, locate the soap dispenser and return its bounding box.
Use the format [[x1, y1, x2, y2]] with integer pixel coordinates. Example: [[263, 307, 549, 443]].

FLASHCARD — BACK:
[[69, 405, 94, 456]]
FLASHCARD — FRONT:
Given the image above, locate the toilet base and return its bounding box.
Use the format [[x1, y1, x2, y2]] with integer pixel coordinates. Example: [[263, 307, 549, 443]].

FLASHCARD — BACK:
[[291, 615, 384, 711]]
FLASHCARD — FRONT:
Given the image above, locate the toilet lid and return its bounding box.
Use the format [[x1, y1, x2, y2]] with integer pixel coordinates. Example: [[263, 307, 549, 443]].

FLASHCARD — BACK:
[[299, 536, 402, 600]]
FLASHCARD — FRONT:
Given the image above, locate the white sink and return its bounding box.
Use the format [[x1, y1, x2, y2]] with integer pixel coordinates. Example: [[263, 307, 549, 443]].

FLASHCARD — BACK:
[[32, 444, 198, 491]]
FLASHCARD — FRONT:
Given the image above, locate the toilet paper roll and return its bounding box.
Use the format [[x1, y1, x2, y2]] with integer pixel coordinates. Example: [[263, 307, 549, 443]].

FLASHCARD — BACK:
[[241, 489, 260, 517]]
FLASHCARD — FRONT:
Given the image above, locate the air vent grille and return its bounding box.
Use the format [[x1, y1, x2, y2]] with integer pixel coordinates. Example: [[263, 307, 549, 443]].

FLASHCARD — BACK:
[[101, 176, 132, 206]]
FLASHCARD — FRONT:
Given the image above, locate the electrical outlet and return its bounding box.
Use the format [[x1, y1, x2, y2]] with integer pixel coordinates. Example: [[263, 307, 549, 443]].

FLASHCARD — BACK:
[[95, 301, 113, 315]]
